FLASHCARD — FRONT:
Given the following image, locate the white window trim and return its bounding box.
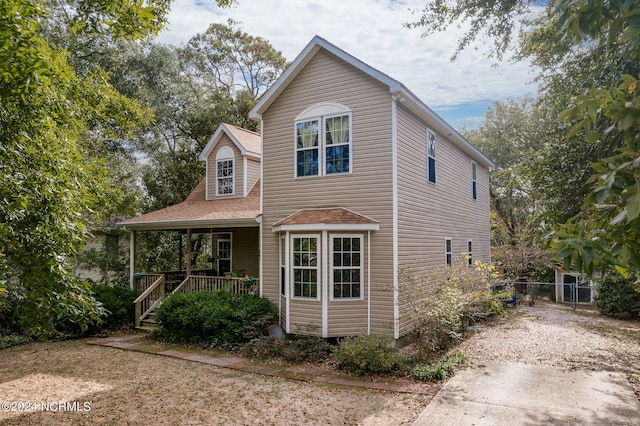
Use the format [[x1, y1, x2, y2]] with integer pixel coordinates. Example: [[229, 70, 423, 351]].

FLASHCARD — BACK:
[[294, 112, 353, 179], [445, 237, 452, 266], [427, 128, 436, 184], [216, 158, 234, 196], [467, 239, 473, 267], [329, 234, 365, 301], [290, 234, 321, 301]]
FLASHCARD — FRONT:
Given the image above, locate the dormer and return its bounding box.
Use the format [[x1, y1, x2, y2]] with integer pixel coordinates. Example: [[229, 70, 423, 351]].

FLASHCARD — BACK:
[[199, 123, 261, 200]]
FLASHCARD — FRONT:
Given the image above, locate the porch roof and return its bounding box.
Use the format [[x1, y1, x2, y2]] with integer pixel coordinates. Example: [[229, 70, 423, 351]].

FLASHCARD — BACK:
[[118, 179, 261, 231], [272, 208, 379, 232]]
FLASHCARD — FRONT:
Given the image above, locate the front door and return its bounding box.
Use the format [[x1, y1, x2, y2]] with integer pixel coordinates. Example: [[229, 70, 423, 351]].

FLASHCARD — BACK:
[[217, 239, 231, 275]]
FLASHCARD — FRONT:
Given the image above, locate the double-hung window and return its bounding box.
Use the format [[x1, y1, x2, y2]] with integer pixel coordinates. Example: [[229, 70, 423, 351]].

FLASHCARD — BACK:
[[216, 147, 234, 196], [467, 240, 473, 266], [292, 236, 319, 299], [331, 236, 363, 299], [427, 129, 436, 183], [295, 113, 351, 177], [295, 120, 319, 177], [471, 162, 477, 200]]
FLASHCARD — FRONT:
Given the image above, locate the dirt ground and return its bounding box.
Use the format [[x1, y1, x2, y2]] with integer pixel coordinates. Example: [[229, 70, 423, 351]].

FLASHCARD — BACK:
[[0, 302, 638, 425]]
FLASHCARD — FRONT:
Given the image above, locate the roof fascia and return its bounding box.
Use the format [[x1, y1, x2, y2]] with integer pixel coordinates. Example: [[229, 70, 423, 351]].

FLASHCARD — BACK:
[[394, 87, 495, 169], [272, 223, 380, 232], [249, 35, 402, 120], [119, 217, 260, 231]]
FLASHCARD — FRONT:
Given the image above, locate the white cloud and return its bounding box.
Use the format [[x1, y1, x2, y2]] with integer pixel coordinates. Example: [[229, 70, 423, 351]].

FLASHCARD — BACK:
[[156, 0, 539, 127]]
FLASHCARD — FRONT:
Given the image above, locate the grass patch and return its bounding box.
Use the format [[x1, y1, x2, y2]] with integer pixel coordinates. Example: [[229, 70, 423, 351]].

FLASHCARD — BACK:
[[412, 352, 465, 382], [0, 335, 31, 349]]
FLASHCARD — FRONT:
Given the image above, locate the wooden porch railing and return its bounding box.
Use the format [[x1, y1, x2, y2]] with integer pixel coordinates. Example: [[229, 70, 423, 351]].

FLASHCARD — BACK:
[[133, 274, 165, 327], [172, 275, 259, 295], [133, 273, 259, 328]]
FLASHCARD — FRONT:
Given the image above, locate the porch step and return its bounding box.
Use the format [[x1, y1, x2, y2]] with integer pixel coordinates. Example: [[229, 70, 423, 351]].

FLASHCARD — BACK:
[[136, 312, 159, 332]]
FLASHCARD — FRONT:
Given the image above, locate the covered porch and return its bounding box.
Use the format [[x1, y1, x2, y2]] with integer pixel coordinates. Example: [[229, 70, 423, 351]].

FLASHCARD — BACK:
[[117, 179, 262, 328]]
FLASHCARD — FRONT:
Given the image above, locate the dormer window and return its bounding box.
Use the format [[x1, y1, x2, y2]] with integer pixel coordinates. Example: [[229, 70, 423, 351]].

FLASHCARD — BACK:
[[216, 147, 234, 196]]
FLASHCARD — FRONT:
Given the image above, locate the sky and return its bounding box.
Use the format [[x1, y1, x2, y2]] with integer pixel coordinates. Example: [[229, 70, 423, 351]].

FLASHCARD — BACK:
[[155, 0, 540, 130]]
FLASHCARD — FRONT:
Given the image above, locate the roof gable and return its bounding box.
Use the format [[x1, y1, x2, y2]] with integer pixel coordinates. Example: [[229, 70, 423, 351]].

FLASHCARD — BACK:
[[249, 35, 494, 169], [199, 123, 261, 162]]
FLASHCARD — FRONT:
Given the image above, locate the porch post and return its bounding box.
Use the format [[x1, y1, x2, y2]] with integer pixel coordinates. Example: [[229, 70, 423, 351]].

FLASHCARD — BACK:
[[129, 230, 136, 290], [186, 228, 192, 276], [178, 233, 183, 272]]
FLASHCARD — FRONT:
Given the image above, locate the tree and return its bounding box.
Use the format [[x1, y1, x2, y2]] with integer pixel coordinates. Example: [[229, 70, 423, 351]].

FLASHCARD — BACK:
[[464, 98, 554, 281], [409, 0, 640, 275], [0, 0, 231, 337]]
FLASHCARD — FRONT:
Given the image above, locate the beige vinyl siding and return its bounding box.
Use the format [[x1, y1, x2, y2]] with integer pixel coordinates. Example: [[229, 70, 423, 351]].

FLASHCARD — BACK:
[[229, 227, 259, 277], [246, 157, 260, 194], [205, 135, 243, 200], [395, 104, 492, 336], [260, 49, 395, 336]]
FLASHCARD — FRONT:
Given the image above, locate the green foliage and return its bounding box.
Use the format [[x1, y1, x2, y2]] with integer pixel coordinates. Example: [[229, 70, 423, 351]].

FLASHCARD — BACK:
[[412, 352, 465, 382], [243, 335, 335, 364], [154, 291, 278, 348], [0, 335, 31, 350], [595, 272, 640, 319], [333, 333, 410, 376], [88, 284, 136, 332]]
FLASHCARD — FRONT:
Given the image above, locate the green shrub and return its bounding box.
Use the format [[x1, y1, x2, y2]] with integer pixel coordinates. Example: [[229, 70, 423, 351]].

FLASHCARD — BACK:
[[154, 291, 277, 347], [595, 272, 640, 319], [413, 351, 465, 381], [243, 335, 334, 363], [333, 332, 409, 376], [87, 284, 137, 333]]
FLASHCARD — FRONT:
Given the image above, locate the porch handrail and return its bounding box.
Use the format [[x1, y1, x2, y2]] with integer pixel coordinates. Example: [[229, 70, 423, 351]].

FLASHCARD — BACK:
[[171, 275, 259, 295], [134, 274, 165, 327]]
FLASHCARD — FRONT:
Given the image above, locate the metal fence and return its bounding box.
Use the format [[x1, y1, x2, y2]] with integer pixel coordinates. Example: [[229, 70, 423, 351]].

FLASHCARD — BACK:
[[493, 281, 594, 310]]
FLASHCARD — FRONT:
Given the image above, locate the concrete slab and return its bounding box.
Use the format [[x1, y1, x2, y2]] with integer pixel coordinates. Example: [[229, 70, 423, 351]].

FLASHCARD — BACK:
[[414, 362, 640, 426]]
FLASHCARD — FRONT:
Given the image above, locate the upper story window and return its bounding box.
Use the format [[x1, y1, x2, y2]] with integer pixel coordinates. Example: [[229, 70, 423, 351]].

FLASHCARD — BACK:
[[216, 147, 234, 196], [295, 103, 352, 178], [427, 129, 436, 183], [471, 161, 477, 200], [295, 120, 319, 177]]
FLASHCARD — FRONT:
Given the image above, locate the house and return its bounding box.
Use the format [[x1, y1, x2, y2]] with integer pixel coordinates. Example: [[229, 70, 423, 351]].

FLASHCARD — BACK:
[[119, 36, 495, 341]]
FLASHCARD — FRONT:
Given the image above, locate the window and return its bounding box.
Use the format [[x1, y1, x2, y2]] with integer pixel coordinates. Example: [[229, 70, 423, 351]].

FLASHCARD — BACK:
[[292, 236, 319, 298], [427, 129, 436, 183], [471, 162, 477, 200], [325, 115, 350, 174], [331, 236, 363, 299], [445, 238, 452, 266], [295, 120, 319, 177], [295, 114, 351, 177], [467, 240, 473, 266]]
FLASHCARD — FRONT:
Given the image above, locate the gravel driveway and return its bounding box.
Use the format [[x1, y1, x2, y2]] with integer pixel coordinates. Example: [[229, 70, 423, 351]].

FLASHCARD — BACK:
[[455, 301, 640, 402]]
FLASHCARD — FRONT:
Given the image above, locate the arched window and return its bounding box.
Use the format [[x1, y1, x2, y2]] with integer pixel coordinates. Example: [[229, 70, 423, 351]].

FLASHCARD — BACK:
[[294, 103, 352, 178]]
